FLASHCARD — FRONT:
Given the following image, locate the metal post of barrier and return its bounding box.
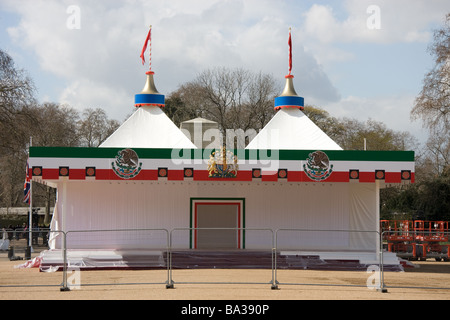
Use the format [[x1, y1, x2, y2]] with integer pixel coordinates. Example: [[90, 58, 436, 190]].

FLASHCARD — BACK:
[[166, 228, 174, 289], [60, 231, 70, 291], [379, 231, 387, 293], [272, 228, 279, 290], [271, 246, 278, 290], [269, 228, 278, 289]]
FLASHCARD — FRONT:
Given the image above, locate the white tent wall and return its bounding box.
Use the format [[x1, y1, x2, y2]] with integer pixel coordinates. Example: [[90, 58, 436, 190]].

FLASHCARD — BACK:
[[51, 180, 378, 253], [349, 182, 378, 251]]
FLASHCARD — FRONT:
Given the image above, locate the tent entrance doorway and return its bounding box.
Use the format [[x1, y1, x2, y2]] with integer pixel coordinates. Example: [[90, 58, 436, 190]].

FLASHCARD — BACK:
[[191, 199, 245, 249]]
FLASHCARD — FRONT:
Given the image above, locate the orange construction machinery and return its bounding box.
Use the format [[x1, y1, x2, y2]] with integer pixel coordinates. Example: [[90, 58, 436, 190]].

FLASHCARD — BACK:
[[380, 220, 450, 261]]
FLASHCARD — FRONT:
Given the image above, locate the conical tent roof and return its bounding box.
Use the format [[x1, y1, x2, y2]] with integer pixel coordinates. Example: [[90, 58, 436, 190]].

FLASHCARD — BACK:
[[99, 105, 197, 149], [245, 107, 342, 150], [245, 75, 342, 150], [100, 71, 196, 149]]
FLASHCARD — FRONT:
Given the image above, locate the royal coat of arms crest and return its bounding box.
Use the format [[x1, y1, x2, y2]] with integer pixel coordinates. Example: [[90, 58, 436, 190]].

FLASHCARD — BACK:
[[112, 148, 142, 179], [303, 151, 333, 181], [207, 146, 238, 178]]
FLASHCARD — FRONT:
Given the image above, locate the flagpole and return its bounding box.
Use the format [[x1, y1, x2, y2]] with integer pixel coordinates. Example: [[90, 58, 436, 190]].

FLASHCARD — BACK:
[[148, 25, 152, 72], [28, 136, 32, 251]]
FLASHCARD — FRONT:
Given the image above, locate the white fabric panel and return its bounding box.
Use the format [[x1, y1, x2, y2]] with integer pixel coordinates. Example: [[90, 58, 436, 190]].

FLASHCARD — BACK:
[[48, 200, 60, 249], [245, 183, 350, 250], [99, 106, 197, 149], [349, 183, 378, 250], [60, 181, 187, 249], [246, 108, 343, 150], [54, 181, 377, 252]]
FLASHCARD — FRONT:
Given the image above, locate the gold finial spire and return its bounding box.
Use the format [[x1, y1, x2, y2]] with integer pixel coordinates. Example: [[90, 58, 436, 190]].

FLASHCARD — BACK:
[[140, 71, 160, 94], [280, 75, 298, 97]]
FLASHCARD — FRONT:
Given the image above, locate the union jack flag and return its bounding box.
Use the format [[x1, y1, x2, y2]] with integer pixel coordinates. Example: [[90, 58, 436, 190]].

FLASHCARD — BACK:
[[24, 160, 30, 204]]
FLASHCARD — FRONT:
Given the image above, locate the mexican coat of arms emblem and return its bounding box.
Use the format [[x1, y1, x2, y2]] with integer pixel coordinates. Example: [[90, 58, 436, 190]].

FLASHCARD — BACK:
[[303, 151, 333, 181], [112, 148, 142, 179]]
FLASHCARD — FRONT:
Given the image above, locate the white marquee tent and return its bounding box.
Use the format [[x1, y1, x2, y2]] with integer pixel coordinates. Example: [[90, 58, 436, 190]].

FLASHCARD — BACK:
[[246, 76, 342, 151], [27, 32, 415, 271]]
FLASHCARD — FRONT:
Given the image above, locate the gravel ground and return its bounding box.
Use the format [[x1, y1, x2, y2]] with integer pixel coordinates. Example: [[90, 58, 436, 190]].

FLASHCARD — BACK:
[[0, 253, 449, 301]]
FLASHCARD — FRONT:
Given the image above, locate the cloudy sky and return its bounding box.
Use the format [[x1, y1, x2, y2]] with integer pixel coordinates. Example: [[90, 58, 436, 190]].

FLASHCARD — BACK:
[[0, 0, 448, 144]]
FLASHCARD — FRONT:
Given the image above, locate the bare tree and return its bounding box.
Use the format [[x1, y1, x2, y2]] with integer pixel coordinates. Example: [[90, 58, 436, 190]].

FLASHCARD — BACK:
[[170, 67, 279, 138], [411, 13, 450, 176], [422, 130, 450, 177], [26, 102, 80, 223], [0, 50, 36, 208], [78, 108, 120, 147], [411, 13, 450, 132], [0, 49, 36, 155], [30, 102, 80, 147]]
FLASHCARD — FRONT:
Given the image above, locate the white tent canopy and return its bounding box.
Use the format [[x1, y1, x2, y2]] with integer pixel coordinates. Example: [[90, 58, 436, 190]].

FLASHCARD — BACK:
[[99, 105, 197, 149], [246, 108, 343, 150]]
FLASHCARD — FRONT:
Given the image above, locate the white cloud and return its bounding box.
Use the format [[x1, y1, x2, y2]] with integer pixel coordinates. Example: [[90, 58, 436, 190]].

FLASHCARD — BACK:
[[299, 0, 448, 68], [0, 0, 445, 150], [59, 78, 133, 121], [2, 0, 342, 121], [302, 0, 447, 45]]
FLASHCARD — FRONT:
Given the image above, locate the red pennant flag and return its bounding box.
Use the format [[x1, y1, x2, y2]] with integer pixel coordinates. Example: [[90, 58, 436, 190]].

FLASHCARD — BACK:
[[140, 27, 152, 66], [288, 28, 292, 75]]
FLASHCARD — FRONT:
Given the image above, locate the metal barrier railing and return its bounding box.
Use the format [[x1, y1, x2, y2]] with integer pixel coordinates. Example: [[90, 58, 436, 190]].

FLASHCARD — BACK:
[[167, 227, 276, 289], [0, 230, 65, 289], [3, 228, 51, 259], [61, 229, 170, 290], [3, 228, 450, 292], [273, 228, 384, 291]]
